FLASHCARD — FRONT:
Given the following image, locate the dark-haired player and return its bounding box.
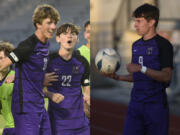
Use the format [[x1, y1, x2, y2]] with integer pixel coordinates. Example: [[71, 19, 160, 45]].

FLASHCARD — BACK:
[[46, 23, 90, 135], [103, 4, 173, 135]]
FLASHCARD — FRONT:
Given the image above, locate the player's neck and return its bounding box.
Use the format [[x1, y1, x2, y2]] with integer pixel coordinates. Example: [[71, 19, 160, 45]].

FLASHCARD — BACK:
[[35, 30, 48, 44], [0, 68, 9, 80], [59, 48, 73, 61], [143, 28, 157, 41]]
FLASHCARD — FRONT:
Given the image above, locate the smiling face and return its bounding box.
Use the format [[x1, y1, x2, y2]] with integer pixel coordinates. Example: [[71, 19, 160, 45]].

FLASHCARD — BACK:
[[56, 27, 78, 51], [36, 18, 57, 40]]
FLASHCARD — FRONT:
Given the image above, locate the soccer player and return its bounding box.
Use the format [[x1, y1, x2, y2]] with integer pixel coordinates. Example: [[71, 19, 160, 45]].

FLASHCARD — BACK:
[[0, 4, 60, 135], [78, 20, 90, 118], [46, 23, 90, 135], [103, 4, 173, 135], [0, 41, 15, 135]]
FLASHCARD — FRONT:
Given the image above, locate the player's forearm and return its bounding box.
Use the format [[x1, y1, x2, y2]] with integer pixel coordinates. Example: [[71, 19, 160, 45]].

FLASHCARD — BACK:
[[145, 67, 172, 83], [83, 86, 90, 105], [117, 74, 133, 82], [43, 87, 64, 103], [83, 86, 90, 97]]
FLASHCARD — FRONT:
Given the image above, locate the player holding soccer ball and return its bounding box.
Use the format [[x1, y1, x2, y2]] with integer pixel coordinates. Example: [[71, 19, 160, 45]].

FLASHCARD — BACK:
[[103, 4, 173, 135], [0, 4, 60, 135], [46, 23, 90, 135]]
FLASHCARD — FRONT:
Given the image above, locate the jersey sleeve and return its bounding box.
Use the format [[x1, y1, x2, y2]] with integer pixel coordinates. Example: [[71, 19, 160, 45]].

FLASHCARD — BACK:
[[81, 57, 90, 86], [157, 38, 174, 69], [8, 41, 35, 63], [73, 50, 90, 86]]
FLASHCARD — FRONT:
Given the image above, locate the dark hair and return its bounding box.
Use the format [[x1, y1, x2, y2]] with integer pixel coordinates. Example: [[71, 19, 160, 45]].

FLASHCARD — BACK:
[[56, 23, 80, 36], [84, 20, 90, 30], [132, 3, 159, 27]]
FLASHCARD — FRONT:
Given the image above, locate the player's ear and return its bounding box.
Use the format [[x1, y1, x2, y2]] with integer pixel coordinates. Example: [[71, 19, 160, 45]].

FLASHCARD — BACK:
[[56, 36, 60, 43], [36, 23, 42, 29], [149, 19, 155, 27]]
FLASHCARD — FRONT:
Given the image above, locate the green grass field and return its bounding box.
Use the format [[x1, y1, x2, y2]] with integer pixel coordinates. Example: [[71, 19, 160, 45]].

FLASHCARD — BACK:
[[0, 99, 49, 135]]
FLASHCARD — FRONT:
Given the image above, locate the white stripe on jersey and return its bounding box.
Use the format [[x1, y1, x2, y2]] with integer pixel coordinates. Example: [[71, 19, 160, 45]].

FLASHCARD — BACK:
[[10, 52, 19, 62]]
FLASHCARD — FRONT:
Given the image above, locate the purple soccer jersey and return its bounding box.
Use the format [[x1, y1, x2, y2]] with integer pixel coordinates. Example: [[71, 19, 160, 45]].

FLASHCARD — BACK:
[[47, 51, 90, 130], [12, 109, 51, 135], [8, 34, 50, 113], [2, 128, 15, 135], [123, 34, 173, 135], [131, 34, 173, 102]]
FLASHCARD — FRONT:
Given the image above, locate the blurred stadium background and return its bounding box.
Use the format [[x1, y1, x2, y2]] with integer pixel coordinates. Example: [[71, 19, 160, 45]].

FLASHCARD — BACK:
[[91, 0, 180, 135], [0, 0, 89, 134], [0, 0, 89, 50]]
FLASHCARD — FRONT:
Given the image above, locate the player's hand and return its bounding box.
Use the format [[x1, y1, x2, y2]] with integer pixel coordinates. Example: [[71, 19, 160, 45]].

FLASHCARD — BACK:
[[5, 74, 15, 83], [44, 72, 58, 86], [126, 63, 141, 73], [51, 93, 64, 104], [100, 72, 119, 80], [84, 101, 90, 119], [83, 95, 90, 106]]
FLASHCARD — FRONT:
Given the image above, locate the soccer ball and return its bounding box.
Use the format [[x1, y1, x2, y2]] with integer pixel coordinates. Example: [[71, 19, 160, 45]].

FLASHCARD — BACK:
[[95, 48, 120, 74]]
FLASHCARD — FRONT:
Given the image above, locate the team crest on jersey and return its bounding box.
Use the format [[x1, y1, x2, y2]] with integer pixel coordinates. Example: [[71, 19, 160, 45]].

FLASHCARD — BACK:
[[73, 66, 80, 74], [147, 47, 153, 55]]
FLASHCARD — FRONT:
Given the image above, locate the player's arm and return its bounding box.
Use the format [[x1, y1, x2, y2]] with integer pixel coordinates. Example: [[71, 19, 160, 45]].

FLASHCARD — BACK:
[[127, 63, 172, 83], [127, 39, 173, 83], [43, 72, 58, 86], [101, 72, 133, 82], [81, 56, 90, 105], [82, 85, 90, 119], [2, 41, 36, 71], [43, 87, 64, 104], [83, 85, 90, 105], [80, 55, 91, 118], [0, 40, 36, 71], [144, 67, 172, 83]]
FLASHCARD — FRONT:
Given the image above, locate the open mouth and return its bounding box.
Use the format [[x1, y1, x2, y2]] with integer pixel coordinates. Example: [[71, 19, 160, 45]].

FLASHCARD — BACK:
[[67, 40, 72, 44]]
